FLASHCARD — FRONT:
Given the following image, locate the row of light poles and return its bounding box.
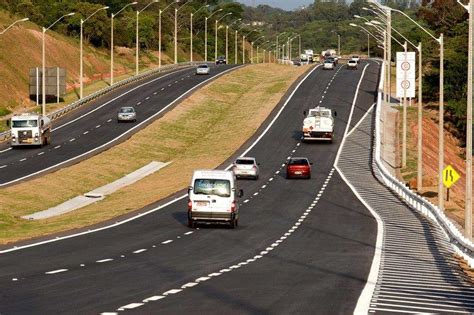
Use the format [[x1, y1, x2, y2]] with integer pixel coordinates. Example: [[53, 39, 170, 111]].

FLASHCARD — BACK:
[[353, 1, 472, 241]]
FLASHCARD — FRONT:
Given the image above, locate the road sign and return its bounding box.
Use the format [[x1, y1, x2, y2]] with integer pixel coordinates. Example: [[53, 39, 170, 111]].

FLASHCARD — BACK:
[[443, 165, 461, 189], [396, 52, 416, 98]]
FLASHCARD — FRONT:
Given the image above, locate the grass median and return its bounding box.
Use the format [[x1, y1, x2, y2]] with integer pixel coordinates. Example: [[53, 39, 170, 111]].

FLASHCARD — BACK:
[[0, 64, 309, 245]]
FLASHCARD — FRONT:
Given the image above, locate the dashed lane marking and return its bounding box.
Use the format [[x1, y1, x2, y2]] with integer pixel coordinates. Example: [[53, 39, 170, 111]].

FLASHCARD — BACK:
[[0, 165, 6, 169], [96, 259, 114, 263], [69, 138, 76, 142], [45, 269, 68, 274], [133, 249, 147, 254], [38, 151, 46, 155], [19, 158, 26, 162], [161, 240, 173, 244]]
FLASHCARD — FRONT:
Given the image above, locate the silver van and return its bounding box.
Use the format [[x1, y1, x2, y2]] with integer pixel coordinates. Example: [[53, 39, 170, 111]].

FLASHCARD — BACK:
[[187, 170, 243, 228]]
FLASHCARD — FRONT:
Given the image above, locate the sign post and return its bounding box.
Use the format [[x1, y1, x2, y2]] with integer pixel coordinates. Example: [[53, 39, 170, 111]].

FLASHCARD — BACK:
[[442, 165, 461, 202]]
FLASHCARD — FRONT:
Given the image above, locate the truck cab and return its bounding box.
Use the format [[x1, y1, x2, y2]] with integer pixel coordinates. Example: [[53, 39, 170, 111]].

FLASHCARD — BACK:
[[302, 107, 336, 142], [8, 113, 51, 147]]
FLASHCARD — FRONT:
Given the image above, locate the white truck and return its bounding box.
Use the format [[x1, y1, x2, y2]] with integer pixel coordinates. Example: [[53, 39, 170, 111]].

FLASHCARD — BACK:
[[304, 49, 314, 63], [302, 107, 336, 142], [8, 113, 52, 147], [300, 53, 309, 64]]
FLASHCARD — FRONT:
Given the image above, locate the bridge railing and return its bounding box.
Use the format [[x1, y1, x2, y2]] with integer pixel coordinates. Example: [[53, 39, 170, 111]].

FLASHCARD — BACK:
[[373, 60, 474, 267], [0, 62, 199, 142]]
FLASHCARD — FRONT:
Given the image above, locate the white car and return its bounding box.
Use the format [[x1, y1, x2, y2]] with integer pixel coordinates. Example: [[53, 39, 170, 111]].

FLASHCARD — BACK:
[[351, 55, 360, 63], [187, 170, 243, 228], [117, 106, 137, 122], [323, 60, 335, 70], [196, 64, 210, 75], [232, 157, 260, 179], [347, 60, 358, 70]]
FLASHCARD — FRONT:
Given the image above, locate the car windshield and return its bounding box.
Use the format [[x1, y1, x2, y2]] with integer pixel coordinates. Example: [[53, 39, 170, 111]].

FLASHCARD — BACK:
[[12, 119, 38, 128], [325, 60, 332, 63], [120, 107, 134, 113], [352, 56, 359, 58], [218, 56, 225, 60], [194, 179, 231, 197], [235, 159, 255, 165], [309, 110, 330, 117], [289, 159, 309, 166]]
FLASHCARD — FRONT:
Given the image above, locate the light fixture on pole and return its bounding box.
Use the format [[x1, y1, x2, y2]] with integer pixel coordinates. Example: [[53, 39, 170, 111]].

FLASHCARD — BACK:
[[159, 1, 178, 69], [205, 9, 223, 62], [175, 1, 189, 64], [136, 1, 158, 76], [0, 17, 29, 35], [111, 2, 137, 85], [215, 12, 232, 62], [190, 4, 209, 63], [42, 12, 75, 115], [226, 18, 241, 64], [81, 7, 108, 99]]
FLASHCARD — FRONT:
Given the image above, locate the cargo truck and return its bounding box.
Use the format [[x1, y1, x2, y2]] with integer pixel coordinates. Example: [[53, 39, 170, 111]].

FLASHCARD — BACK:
[[8, 113, 52, 147], [302, 107, 336, 142]]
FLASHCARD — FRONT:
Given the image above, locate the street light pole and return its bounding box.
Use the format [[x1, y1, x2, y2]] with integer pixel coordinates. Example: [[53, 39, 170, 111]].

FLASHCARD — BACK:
[[226, 19, 241, 65], [81, 7, 108, 99], [0, 18, 29, 35], [338, 33, 341, 56], [215, 13, 232, 62], [136, 1, 158, 76], [205, 9, 223, 62], [175, 1, 189, 65], [111, 2, 137, 85], [468, 0, 473, 240], [42, 13, 75, 115], [159, 1, 177, 69], [190, 4, 210, 63]]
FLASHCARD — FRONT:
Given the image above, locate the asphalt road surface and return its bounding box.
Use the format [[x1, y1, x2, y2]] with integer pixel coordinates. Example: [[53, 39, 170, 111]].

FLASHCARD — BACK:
[[0, 64, 240, 187], [0, 61, 382, 314]]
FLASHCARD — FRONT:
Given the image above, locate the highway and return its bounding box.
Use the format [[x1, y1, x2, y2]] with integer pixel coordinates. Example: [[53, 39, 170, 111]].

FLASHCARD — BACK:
[[0, 64, 240, 187], [0, 61, 383, 314]]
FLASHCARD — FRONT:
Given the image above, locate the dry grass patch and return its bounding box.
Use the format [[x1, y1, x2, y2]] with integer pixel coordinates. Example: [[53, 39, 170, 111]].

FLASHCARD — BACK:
[[0, 64, 308, 244]]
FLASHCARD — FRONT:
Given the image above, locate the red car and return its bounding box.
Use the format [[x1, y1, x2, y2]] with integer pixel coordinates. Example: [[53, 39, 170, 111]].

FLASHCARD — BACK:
[[286, 157, 312, 179]]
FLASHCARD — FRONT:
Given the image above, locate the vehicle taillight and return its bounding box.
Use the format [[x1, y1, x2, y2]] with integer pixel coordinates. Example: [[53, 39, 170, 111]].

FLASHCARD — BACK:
[[230, 201, 236, 213], [252, 165, 257, 170], [187, 200, 192, 211]]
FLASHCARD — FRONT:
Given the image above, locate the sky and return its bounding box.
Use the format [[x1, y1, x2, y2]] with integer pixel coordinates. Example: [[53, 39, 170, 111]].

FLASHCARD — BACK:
[[236, 0, 314, 11]]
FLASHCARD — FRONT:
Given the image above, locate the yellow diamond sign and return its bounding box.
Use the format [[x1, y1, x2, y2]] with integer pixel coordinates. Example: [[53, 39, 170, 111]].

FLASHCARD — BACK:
[[443, 165, 461, 189]]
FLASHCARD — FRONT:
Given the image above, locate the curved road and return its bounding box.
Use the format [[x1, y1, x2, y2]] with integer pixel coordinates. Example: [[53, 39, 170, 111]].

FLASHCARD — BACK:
[[0, 61, 382, 314], [0, 64, 239, 187]]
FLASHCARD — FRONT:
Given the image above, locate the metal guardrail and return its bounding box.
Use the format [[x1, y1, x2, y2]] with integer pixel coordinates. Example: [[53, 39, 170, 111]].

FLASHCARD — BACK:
[[0, 62, 199, 142], [373, 61, 474, 267]]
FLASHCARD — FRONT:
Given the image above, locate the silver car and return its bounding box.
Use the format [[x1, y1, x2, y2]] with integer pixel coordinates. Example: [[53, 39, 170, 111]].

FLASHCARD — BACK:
[[117, 106, 137, 122], [232, 157, 260, 179], [196, 64, 210, 75]]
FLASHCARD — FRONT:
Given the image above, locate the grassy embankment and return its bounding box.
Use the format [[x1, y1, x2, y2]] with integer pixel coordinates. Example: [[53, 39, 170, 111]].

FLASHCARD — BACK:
[[0, 63, 308, 245]]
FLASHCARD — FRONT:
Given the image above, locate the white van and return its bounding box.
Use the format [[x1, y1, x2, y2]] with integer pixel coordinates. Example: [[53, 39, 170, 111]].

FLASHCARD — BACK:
[[187, 170, 243, 228]]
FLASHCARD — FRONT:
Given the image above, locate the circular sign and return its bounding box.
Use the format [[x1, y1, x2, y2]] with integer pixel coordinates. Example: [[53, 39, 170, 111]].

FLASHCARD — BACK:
[[401, 80, 410, 89], [401, 61, 411, 71]]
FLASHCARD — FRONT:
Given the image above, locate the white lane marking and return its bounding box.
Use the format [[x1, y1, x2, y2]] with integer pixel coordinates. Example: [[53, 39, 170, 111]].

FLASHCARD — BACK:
[[269, 178, 274, 182], [262, 185, 267, 189], [161, 88, 165, 91], [55, 145, 62, 149], [45, 269, 68, 274], [96, 125, 101, 129], [0, 67, 242, 191], [163, 289, 182, 295], [38, 151, 45, 155], [101, 313, 118, 315], [83, 131, 89, 135], [168, 84, 172, 87], [107, 119, 112, 123], [181, 282, 198, 289], [133, 249, 147, 254], [12, 278, 18, 281], [51, 68, 192, 133], [253, 192, 259, 196], [220, 269, 231, 273], [69, 138, 76, 142], [243, 199, 250, 203], [0, 147, 11, 153], [96, 258, 114, 263], [184, 231, 193, 235], [0, 165, 6, 169], [275, 170, 280, 174], [143, 296, 165, 302], [146, 97, 150, 100], [137, 102, 142, 105], [196, 277, 210, 282], [119, 303, 143, 310], [208, 272, 221, 277], [19, 158, 26, 162], [153, 92, 157, 95], [162, 240, 173, 244]]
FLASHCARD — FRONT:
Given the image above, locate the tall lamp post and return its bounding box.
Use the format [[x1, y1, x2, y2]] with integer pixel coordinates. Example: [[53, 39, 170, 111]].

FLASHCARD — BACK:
[[456, 0, 473, 240], [235, 24, 247, 64], [205, 9, 223, 62], [251, 35, 265, 64], [276, 31, 287, 63], [242, 29, 256, 64], [175, 1, 189, 64], [0, 18, 29, 35], [111, 2, 137, 85], [136, 1, 158, 76], [159, 1, 178, 69], [81, 7, 108, 99], [42, 13, 75, 115], [190, 4, 209, 63], [226, 18, 241, 64], [215, 12, 232, 62]]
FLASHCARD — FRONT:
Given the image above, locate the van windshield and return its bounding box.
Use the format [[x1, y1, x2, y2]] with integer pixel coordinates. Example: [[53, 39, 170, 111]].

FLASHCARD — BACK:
[[12, 120, 38, 128], [194, 179, 231, 197]]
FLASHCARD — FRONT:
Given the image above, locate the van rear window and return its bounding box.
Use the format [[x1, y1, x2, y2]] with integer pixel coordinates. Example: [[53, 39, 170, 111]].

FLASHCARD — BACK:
[[235, 159, 254, 165], [194, 179, 231, 197]]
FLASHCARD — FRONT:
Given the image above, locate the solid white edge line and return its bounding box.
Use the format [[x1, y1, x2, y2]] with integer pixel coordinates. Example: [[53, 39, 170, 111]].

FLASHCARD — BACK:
[[346, 103, 376, 138], [0, 66, 243, 188], [0, 64, 317, 254], [334, 64, 370, 166]]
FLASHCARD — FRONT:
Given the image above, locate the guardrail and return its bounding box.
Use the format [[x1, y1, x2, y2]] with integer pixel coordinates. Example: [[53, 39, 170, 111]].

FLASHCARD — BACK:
[[0, 62, 200, 142], [373, 61, 474, 267]]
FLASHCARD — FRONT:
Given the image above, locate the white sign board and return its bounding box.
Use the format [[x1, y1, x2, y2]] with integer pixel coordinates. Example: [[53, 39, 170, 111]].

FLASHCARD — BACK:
[[396, 52, 416, 98]]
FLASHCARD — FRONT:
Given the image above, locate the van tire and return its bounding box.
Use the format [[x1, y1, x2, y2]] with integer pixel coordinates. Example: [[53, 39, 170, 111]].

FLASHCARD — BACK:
[[230, 218, 237, 229], [188, 219, 195, 228]]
